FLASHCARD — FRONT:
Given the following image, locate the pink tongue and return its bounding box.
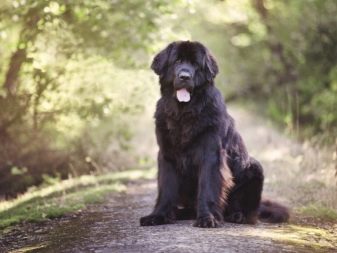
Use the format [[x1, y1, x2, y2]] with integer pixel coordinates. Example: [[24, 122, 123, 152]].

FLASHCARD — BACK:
[[176, 88, 191, 102]]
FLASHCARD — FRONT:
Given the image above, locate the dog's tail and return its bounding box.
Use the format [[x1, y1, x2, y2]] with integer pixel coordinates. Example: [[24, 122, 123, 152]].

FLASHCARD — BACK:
[[258, 199, 290, 223]]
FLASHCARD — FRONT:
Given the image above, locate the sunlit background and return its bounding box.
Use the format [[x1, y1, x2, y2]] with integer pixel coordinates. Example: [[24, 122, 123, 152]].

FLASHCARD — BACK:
[[0, 0, 336, 225]]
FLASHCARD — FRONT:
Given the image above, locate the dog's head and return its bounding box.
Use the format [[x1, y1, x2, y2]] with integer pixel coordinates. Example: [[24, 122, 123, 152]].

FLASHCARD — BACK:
[[151, 41, 219, 102]]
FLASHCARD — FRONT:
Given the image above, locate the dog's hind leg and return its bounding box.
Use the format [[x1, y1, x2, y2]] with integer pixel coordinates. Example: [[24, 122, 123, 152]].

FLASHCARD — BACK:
[[224, 157, 264, 224]]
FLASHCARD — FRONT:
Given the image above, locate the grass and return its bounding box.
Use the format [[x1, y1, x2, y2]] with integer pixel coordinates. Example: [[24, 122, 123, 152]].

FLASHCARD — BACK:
[[297, 204, 337, 222], [0, 167, 156, 230]]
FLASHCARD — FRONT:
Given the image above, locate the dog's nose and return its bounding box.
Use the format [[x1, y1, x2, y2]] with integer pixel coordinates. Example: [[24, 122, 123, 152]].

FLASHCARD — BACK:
[[178, 71, 191, 81]]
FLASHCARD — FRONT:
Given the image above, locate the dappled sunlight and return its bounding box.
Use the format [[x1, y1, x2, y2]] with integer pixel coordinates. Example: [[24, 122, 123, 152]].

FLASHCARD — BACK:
[[0, 168, 156, 228], [209, 223, 337, 250], [198, 0, 251, 25], [97, 167, 156, 182], [8, 243, 48, 253], [244, 224, 336, 250], [0, 168, 155, 213], [0, 175, 107, 213], [259, 147, 295, 162]]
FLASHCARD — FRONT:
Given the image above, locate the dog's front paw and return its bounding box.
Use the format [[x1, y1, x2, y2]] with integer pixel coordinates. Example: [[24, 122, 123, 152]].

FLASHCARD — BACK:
[[193, 215, 220, 228], [140, 214, 173, 226]]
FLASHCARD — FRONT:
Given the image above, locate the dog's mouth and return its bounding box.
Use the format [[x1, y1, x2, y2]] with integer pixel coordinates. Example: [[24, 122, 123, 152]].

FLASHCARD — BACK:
[[176, 88, 191, 102]]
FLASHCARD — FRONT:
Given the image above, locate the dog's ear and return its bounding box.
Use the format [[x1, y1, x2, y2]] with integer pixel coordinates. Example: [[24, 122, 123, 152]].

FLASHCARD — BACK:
[[151, 43, 174, 76], [204, 50, 219, 82]]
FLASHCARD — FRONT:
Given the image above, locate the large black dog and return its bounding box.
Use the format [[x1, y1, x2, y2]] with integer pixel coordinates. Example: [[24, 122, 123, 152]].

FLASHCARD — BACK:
[[140, 41, 289, 228]]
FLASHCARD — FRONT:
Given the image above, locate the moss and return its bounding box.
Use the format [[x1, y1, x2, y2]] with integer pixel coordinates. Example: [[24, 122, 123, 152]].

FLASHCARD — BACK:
[[246, 224, 336, 250]]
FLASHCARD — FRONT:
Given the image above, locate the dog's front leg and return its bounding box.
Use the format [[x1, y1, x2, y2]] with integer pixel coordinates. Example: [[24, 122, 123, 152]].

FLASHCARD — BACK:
[[140, 151, 178, 226], [194, 137, 226, 228]]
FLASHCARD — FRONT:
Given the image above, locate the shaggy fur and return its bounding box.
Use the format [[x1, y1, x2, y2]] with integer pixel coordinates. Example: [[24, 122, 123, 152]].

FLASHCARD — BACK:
[[140, 41, 289, 228]]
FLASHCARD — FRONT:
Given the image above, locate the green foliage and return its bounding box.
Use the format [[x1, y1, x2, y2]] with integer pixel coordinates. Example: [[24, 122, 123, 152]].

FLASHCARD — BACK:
[[0, 0, 181, 196], [241, 0, 337, 140], [175, 0, 337, 142]]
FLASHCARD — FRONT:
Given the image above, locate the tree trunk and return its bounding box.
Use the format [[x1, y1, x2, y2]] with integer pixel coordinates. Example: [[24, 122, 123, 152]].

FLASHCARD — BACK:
[[3, 48, 27, 96], [2, 7, 41, 96], [252, 0, 299, 133]]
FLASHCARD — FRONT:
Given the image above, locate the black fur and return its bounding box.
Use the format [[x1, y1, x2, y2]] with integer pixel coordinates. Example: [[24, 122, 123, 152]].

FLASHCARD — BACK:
[[140, 41, 289, 228], [258, 200, 290, 223]]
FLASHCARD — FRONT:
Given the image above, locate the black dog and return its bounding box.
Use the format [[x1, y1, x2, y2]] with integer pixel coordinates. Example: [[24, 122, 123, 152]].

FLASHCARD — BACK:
[[140, 41, 289, 228]]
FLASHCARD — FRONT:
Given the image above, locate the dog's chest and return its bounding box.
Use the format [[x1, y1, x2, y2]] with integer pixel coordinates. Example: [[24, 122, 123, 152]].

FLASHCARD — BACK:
[[166, 116, 196, 147]]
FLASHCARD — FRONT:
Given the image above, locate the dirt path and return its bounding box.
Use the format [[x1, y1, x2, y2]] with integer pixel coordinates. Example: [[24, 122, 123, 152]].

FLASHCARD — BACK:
[[1, 106, 336, 253]]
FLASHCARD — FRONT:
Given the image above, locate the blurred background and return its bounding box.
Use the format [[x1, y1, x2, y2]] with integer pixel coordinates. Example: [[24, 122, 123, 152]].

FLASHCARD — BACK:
[[0, 0, 336, 215]]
